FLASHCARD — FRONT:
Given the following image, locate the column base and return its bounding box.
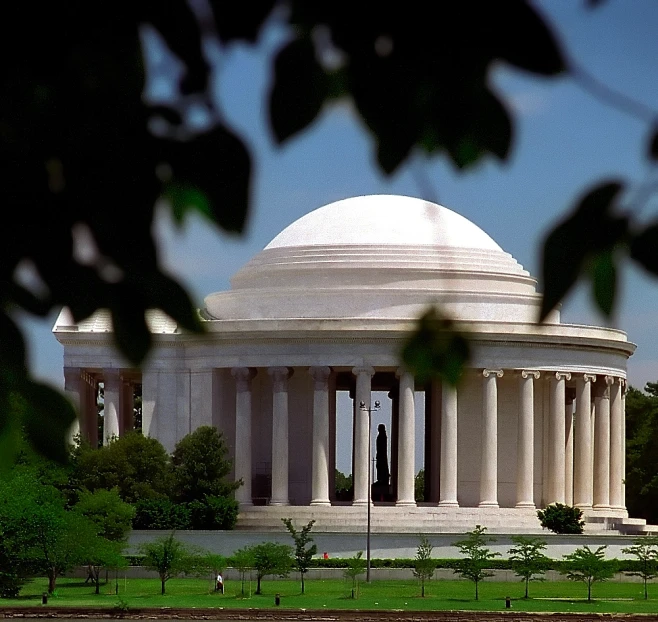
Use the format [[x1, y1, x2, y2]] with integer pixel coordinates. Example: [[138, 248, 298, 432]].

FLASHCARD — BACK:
[[352, 499, 370, 506], [238, 502, 253, 509], [575, 503, 593, 511], [395, 500, 417, 507], [438, 500, 459, 508], [515, 502, 536, 509], [478, 501, 499, 508], [269, 500, 290, 506], [310, 499, 331, 506], [593, 503, 611, 510]]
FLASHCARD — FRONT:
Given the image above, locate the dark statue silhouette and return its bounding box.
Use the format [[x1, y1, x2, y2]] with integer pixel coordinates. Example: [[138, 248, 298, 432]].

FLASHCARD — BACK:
[[375, 423, 390, 485]]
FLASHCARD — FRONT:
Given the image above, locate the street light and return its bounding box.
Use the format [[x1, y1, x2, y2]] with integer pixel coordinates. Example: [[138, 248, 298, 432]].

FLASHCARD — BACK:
[[359, 398, 380, 583]]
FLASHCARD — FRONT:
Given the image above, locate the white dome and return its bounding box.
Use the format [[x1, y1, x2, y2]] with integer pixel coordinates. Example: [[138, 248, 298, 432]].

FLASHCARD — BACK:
[[204, 195, 548, 324], [266, 195, 502, 251]]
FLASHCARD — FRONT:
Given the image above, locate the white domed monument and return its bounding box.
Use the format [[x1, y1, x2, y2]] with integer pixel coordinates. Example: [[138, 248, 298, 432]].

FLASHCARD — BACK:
[[54, 195, 645, 535]]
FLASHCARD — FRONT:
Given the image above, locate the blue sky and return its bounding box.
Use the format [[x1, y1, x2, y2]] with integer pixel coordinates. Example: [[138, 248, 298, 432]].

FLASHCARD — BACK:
[[19, 0, 658, 400]]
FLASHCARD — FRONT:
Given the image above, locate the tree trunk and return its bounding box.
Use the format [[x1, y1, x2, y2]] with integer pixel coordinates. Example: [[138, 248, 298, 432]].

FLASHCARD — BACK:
[[161, 578, 166, 595], [48, 570, 57, 594], [525, 578, 529, 599], [256, 574, 262, 595], [587, 579, 592, 601], [301, 573, 305, 594], [645, 579, 648, 600], [94, 568, 101, 595], [475, 579, 479, 601]]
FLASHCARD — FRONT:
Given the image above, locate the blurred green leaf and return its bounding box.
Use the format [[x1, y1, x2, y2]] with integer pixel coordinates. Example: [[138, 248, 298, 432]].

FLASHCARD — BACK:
[[591, 250, 616, 317], [270, 38, 330, 144], [401, 308, 470, 386], [540, 181, 626, 321], [22, 381, 76, 464], [161, 124, 251, 233]]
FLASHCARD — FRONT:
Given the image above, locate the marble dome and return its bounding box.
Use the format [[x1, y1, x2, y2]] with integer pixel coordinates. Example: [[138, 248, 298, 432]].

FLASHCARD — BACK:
[[265, 195, 503, 250], [204, 194, 546, 324]]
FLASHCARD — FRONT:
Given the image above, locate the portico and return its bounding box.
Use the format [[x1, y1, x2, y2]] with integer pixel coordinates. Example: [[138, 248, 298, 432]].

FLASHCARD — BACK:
[[55, 195, 637, 532]]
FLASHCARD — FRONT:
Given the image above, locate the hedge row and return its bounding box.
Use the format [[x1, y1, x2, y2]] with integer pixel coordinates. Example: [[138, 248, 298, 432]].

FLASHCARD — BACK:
[[124, 555, 646, 573]]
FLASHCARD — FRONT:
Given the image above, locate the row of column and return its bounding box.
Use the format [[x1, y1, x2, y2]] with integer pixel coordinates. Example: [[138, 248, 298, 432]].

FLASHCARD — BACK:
[[232, 365, 418, 508], [64, 367, 136, 446], [231, 365, 626, 510]]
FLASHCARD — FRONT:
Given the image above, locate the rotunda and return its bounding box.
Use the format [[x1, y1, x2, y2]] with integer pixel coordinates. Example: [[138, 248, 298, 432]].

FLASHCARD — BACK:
[[54, 195, 639, 533]]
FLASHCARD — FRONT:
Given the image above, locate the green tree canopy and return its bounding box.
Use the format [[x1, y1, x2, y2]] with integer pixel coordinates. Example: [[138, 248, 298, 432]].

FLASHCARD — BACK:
[[560, 545, 617, 602], [73, 488, 135, 542], [139, 532, 207, 595], [453, 525, 501, 601], [72, 431, 172, 504], [508, 535, 549, 599], [621, 536, 658, 600], [412, 535, 436, 597], [625, 384, 658, 524], [171, 425, 239, 502], [249, 542, 293, 595], [282, 518, 317, 594]]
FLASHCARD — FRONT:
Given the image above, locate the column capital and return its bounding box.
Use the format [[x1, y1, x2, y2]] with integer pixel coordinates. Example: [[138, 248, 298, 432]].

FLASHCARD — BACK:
[[483, 369, 503, 378], [521, 370, 540, 380], [583, 373, 597, 383], [554, 371, 572, 381], [309, 366, 331, 383], [395, 367, 413, 379], [268, 366, 293, 390], [604, 375, 615, 386], [231, 367, 256, 389], [352, 365, 375, 378]]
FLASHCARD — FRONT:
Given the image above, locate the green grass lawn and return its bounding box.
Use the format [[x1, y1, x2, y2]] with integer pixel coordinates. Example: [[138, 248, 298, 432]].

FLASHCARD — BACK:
[[3, 577, 658, 614]]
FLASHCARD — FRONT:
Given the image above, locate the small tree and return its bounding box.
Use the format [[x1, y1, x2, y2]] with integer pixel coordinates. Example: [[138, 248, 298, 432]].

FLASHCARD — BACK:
[[139, 532, 205, 594], [282, 518, 316, 594], [74, 488, 135, 542], [232, 546, 255, 596], [453, 525, 501, 600], [560, 545, 617, 601], [250, 542, 292, 594], [343, 551, 366, 599], [413, 535, 436, 597], [508, 535, 549, 598], [537, 503, 584, 534], [621, 536, 658, 600]]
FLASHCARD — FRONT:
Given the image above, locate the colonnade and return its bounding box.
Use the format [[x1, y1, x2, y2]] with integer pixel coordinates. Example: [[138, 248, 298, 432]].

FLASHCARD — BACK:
[[231, 366, 626, 513], [64, 367, 138, 446]]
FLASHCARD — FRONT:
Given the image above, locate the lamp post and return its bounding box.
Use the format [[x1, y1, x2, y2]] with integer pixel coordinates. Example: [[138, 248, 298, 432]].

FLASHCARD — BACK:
[[359, 398, 380, 583]]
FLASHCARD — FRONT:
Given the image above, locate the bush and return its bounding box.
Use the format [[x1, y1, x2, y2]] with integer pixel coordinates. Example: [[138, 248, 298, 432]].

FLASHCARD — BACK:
[[537, 503, 585, 534], [188, 495, 239, 530], [133, 498, 191, 530]]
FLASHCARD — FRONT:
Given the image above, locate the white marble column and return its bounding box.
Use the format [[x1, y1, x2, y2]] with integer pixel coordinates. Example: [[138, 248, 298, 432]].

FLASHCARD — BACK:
[[64, 367, 82, 443], [103, 369, 121, 445], [517, 370, 539, 508], [353, 366, 375, 506], [574, 374, 595, 509], [609, 377, 624, 510], [480, 369, 503, 508], [565, 388, 576, 506], [310, 367, 331, 506], [396, 369, 416, 506], [593, 376, 612, 510], [232, 367, 255, 507], [548, 372, 570, 505], [622, 384, 627, 508], [269, 367, 292, 506], [439, 382, 458, 507]]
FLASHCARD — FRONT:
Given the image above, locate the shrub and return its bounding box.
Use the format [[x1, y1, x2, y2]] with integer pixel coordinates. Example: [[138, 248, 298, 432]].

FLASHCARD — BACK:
[[188, 496, 239, 530], [537, 503, 584, 534], [133, 498, 191, 530]]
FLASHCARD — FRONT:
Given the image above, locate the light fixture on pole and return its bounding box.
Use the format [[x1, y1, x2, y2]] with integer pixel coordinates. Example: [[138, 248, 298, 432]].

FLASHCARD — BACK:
[[359, 398, 380, 583]]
